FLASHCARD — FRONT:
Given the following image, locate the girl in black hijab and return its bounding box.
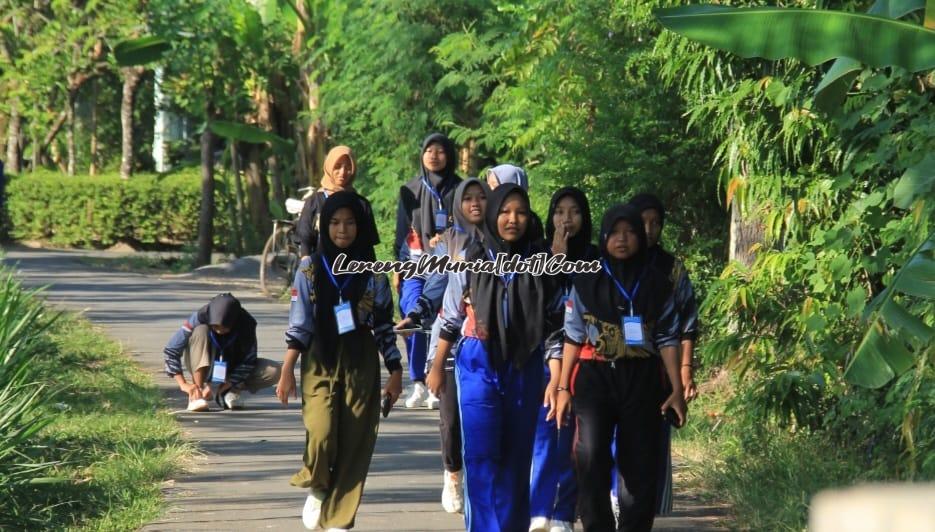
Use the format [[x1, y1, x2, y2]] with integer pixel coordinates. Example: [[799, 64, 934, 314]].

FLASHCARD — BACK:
[[529, 187, 598, 532], [394, 133, 463, 408], [553, 203, 687, 532], [277, 191, 403, 531], [434, 182, 555, 532]]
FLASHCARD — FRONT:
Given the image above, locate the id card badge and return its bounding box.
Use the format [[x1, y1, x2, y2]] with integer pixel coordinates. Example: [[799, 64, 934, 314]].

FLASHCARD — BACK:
[[334, 301, 356, 334], [434, 209, 448, 231], [211, 359, 227, 383], [622, 316, 644, 346]]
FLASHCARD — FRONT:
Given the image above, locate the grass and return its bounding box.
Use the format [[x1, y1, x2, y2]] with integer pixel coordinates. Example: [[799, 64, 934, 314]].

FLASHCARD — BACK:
[[671, 372, 903, 531], [6, 313, 192, 531], [76, 254, 195, 274]]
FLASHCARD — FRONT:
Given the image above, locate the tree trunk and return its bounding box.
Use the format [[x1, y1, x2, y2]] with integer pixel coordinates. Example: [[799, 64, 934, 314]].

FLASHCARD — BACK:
[[459, 138, 477, 176], [729, 200, 765, 267], [30, 107, 38, 172], [41, 110, 67, 155], [5, 103, 21, 174], [89, 80, 98, 175], [255, 88, 285, 205], [291, 1, 318, 185], [230, 140, 247, 253], [66, 91, 76, 176], [245, 143, 271, 237], [196, 127, 215, 267], [120, 67, 145, 179]]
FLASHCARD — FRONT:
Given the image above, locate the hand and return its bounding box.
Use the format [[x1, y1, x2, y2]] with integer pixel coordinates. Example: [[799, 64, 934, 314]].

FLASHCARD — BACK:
[[181, 382, 202, 401], [551, 223, 568, 255], [201, 384, 214, 401], [426, 367, 446, 397], [681, 365, 698, 403], [384, 370, 403, 406], [543, 380, 558, 421], [395, 316, 415, 338], [661, 391, 688, 428], [429, 234, 442, 248], [276, 371, 297, 406], [555, 389, 573, 428], [393, 271, 401, 294]]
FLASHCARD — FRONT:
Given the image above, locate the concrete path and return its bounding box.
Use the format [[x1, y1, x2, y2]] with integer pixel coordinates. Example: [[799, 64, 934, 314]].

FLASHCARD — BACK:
[[3, 246, 727, 531]]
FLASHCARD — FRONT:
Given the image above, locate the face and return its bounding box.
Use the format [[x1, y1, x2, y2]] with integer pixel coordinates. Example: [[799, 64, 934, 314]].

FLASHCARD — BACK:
[[486, 170, 500, 190], [210, 324, 231, 335], [331, 155, 354, 188], [553, 195, 583, 237], [641, 208, 662, 248], [497, 192, 529, 242], [606, 219, 640, 260], [422, 142, 447, 173], [328, 207, 358, 249], [461, 183, 486, 225]]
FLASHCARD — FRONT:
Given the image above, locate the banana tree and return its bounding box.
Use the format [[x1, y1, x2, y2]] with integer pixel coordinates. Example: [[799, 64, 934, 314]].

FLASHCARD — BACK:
[[655, 2, 935, 388]]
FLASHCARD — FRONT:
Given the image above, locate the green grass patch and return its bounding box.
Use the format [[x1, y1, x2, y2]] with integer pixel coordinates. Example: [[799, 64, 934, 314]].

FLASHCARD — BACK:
[[6, 313, 192, 530]]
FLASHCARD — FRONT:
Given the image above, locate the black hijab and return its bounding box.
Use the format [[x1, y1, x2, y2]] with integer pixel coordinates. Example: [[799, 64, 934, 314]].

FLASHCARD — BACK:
[[403, 133, 462, 248], [546, 187, 595, 261], [196, 293, 257, 361], [312, 191, 377, 365], [467, 184, 550, 367], [629, 192, 676, 275], [573, 203, 670, 325]]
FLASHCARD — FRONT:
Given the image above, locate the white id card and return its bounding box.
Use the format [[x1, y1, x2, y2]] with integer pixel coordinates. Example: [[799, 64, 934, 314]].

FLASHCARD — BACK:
[[211, 360, 227, 383], [622, 316, 644, 346], [434, 209, 448, 231], [334, 301, 356, 334]]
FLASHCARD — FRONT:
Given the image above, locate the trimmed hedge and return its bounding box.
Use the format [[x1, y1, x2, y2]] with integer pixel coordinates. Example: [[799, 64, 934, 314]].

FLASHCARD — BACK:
[[4, 169, 232, 248]]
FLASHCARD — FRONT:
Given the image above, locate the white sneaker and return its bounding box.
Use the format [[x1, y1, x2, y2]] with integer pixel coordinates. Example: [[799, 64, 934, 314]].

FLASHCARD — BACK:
[[405, 381, 428, 409], [186, 398, 209, 412], [424, 391, 440, 409], [223, 391, 244, 410], [441, 469, 463, 514], [549, 520, 574, 532], [302, 488, 327, 530], [529, 516, 550, 532]]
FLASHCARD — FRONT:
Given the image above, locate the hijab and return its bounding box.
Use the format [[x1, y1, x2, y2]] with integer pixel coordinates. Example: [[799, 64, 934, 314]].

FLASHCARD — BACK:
[[467, 183, 550, 367], [489, 164, 529, 190], [403, 133, 462, 248], [629, 192, 676, 275], [320, 146, 356, 191], [573, 203, 670, 325], [196, 293, 257, 360], [312, 191, 378, 365], [546, 186, 595, 263], [444, 178, 488, 260]]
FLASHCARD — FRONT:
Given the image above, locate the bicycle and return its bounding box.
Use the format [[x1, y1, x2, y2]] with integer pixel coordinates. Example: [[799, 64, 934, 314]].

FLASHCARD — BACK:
[[259, 187, 314, 295]]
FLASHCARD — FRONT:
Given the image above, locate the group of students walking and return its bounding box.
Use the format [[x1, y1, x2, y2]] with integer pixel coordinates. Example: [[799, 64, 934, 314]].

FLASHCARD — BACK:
[[162, 132, 698, 532]]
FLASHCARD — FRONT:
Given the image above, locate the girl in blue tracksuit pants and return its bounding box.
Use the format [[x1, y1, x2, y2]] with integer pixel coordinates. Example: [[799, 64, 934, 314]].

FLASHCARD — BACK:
[[430, 183, 557, 532], [529, 187, 598, 532], [394, 133, 462, 399]]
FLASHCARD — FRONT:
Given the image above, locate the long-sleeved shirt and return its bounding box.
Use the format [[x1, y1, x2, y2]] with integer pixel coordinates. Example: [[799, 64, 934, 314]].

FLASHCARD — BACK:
[[563, 286, 680, 359], [407, 239, 452, 323], [285, 257, 402, 372], [164, 312, 258, 386], [670, 259, 699, 342]]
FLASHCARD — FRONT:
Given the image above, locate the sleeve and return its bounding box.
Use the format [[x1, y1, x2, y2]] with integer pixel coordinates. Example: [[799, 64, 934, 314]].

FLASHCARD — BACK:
[[562, 287, 587, 346], [295, 195, 318, 257], [675, 266, 699, 342], [652, 290, 681, 350], [394, 187, 412, 261], [438, 271, 468, 343], [164, 310, 201, 377], [285, 258, 315, 351], [228, 336, 257, 386], [409, 241, 449, 322], [371, 274, 403, 372]]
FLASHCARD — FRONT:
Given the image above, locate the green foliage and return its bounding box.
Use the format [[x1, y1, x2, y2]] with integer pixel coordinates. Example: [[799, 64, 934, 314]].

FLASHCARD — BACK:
[[4, 169, 232, 249], [655, 5, 935, 71], [113, 36, 171, 66]]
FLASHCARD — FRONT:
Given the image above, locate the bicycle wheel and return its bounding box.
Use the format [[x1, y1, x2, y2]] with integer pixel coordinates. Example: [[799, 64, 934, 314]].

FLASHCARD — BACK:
[[260, 225, 298, 295]]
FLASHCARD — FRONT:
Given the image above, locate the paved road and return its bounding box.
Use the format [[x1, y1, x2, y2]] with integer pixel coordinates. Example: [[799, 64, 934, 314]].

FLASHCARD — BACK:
[[3, 246, 726, 531]]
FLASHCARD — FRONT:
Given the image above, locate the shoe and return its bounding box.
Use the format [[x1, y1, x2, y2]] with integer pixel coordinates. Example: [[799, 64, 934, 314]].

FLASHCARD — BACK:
[[529, 516, 550, 532], [550, 521, 574, 532], [611, 489, 620, 528], [224, 391, 244, 410], [424, 391, 440, 409], [302, 488, 327, 530], [441, 469, 464, 514], [405, 381, 427, 409], [186, 398, 209, 412], [324, 529, 348, 532]]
